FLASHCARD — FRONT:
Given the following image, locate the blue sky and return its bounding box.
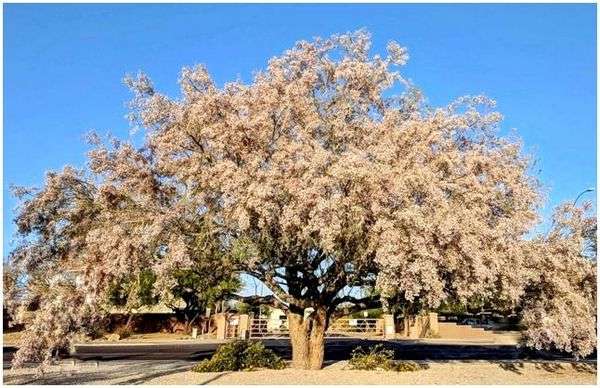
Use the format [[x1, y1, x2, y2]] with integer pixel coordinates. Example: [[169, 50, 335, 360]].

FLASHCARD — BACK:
[[3, 3, 597, 261]]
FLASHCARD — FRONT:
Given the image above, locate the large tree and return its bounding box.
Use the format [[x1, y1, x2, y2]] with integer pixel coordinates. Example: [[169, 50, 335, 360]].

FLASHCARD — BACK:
[[5, 30, 595, 370], [121, 30, 546, 369]]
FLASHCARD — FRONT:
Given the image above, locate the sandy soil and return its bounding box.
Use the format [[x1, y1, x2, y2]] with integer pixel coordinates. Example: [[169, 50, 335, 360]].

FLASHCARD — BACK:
[[86, 331, 218, 343], [4, 330, 208, 346], [3, 331, 23, 345], [148, 361, 597, 385], [94, 332, 192, 342], [4, 360, 596, 385], [6, 359, 593, 385]]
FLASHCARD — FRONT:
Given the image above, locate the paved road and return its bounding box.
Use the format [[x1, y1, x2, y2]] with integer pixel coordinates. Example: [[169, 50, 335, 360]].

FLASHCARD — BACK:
[[4, 338, 589, 369], [73, 338, 586, 362], [4, 340, 595, 385]]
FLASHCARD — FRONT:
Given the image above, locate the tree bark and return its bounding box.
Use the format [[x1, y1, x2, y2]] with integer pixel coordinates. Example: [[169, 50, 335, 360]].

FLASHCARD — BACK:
[[403, 307, 410, 337], [307, 309, 326, 370], [125, 312, 136, 330], [288, 311, 309, 369], [287, 307, 328, 370]]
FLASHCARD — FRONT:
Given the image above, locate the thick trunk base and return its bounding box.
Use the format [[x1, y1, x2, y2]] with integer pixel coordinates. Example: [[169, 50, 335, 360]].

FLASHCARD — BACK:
[[287, 309, 327, 370]]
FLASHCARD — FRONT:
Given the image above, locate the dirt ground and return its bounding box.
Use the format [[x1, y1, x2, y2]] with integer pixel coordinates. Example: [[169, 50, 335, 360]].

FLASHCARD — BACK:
[[92, 332, 195, 342], [3, 330, 218, 345], [3, 359, 596, 385], [3, 331, 23, 345], [148, 360, 597, 385]]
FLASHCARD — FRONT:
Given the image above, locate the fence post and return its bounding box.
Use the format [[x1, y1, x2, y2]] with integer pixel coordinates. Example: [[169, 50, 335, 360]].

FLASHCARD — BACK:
[[215, 313, 227, 340], [238, 314, 250, 339], [382, 314, 395, 339]]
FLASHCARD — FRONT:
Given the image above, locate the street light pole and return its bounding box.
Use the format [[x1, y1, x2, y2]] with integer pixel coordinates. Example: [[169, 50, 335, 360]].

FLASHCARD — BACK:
[[545, 188, 595, 239], [574, 188, 595, 206]]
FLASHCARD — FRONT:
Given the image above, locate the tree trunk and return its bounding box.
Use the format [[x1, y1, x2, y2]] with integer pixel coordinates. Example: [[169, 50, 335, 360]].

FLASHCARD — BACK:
[[403, 307, 410, 337], [185, 312, 201, 333], [307, 310, 326, 370], [125, 312, 136, 330], [288, 311, 309, 369], [287, 307, 328, 370]]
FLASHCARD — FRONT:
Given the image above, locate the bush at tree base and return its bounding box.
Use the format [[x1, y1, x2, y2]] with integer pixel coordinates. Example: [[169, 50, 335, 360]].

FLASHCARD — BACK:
[[349, 345, 425, 372], [192, 340, 285, 372]]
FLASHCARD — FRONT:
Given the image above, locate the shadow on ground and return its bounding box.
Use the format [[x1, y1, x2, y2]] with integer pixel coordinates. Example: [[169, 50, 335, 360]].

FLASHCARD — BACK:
[[3, 360, 194, 385], [497, 360, 596, 375], [6, 359, 596, 385]]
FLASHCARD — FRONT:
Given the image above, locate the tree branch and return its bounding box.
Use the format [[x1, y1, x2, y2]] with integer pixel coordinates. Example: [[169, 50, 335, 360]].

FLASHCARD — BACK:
[[228, 294, 288, 311], [330, 295, 382, 319]]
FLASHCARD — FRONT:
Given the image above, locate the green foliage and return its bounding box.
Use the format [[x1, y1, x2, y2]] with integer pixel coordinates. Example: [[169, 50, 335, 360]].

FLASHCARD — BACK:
[[349, 344, 395, 370], [170, 270, 241, 313], [114, 325, 133, 339], [137, 270, 158, 306], [242, 341, 286, 371], [350, 308, 383, 319], [229, 237, 260, 265], [349, 345, 424, 372], [235, 302, 272, 316], [436, 299, 465, 315], [107, 269, 158, 307], [235, 302, 251, 314], [168, 227, 242, 316], [192, 340, 285, 372], [193, 340, 247, 372], [393, 361, 425, 372]]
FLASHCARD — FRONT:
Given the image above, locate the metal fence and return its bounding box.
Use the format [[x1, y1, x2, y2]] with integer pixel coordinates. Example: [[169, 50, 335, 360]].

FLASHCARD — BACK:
[[327, 318, 383, 338], [247, 317, 383, 339], [249, 317, 289, 338]]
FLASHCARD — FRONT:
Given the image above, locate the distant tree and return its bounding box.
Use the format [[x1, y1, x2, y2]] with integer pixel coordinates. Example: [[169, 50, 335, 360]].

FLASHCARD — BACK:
[[168, 269, 241, 330], [107, 270, 158, 308], [106, 226, 242, 332], [106, 268, 159, 330], [519, 203, 596, 358]]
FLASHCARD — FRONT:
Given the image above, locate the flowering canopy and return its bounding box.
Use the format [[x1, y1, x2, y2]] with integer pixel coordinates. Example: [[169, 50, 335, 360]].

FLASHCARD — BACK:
[[5, 30, 596, 369], [520, 203, 597, 358]]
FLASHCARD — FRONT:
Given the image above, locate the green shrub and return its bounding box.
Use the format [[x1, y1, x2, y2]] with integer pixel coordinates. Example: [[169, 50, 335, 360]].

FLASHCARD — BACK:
[[349, 344, 424, 372], [350, 308, 383, 319], [242, 341, 285, 370], [192, 340, 285, 372], [85, 325, 107, 340], [349, 344, 396, 371], [393, 361, 423, 372], [114, 325, 133, 339]]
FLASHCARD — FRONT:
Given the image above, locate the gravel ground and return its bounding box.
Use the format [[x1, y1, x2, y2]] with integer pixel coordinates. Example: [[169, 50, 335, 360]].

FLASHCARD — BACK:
[[148, 361, 596, 385], [3, 360, 596, 385]]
